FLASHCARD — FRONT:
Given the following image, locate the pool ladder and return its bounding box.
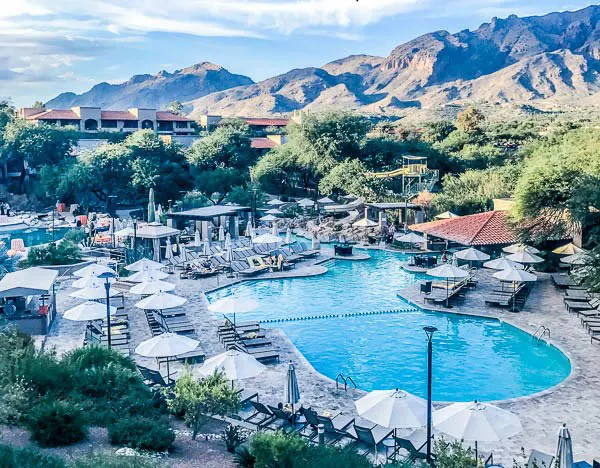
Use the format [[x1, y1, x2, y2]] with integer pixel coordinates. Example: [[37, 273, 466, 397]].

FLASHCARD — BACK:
[[533, 326, 551, 343], [335, 374, 357, 391]]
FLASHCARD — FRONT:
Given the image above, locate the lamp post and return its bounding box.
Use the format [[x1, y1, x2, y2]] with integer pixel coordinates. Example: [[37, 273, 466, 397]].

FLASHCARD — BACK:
[[108, 195, 118, 248], [132, 217, 138, 261], [99, 272, 116, 349], [424, 325, 438, 464], [51, 206, 56, 242], [251, 187, 257, 228], [179, 191, 187, 211]]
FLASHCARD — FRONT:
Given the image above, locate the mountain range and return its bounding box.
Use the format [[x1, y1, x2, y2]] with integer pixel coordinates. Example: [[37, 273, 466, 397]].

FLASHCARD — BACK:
[[47, 6, 600, 116]]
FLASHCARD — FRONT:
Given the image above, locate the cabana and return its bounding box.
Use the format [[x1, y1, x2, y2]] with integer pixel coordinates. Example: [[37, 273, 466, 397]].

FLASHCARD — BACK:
[[0, 267, 58, 334], [118, 221, 180, 261], [167, 205, 251, 241]]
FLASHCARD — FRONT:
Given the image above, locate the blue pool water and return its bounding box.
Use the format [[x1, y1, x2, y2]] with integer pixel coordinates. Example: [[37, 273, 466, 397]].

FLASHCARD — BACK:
[[0, 227, 70, 248], [207, 249, 571, 401]]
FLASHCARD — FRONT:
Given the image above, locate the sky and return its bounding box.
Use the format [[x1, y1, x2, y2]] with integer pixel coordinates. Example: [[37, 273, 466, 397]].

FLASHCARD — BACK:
[[0, 0, 596, 107]]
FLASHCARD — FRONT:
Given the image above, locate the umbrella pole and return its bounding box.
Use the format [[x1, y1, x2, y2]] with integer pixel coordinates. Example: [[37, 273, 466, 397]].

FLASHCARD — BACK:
[[446, 278, 449, 308], [166, 359, 170, 384], [512, 282, 516, 312], [475, 440, 478, 464]]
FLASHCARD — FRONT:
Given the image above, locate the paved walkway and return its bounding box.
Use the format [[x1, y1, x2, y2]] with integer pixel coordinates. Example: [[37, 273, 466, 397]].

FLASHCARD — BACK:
[[43, 255, 600, 464]]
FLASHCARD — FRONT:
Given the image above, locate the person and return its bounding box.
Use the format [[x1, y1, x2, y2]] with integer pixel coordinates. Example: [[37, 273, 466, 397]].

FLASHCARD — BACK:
[[0, 203, 5, 216], [441, 250, 448, 263]]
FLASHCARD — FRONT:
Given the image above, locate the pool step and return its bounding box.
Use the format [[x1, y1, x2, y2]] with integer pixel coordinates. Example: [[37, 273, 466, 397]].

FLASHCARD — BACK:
[[319, 259, 337, 269], [261, 307, 419, 324]]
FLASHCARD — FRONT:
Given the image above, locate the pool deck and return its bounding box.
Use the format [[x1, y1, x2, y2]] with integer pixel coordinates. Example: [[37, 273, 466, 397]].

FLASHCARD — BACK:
[[43, 253, 600, 464]]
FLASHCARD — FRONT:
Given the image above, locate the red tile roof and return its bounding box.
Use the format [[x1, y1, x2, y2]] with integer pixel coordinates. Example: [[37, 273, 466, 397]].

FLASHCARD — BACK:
[[100, 110, 137, 120], [27, 109, 80, 120], [244, 117, 289, 127], [251, 137, 278, 149], [410, 211, 518, 246], [156, 111, 192, 122]]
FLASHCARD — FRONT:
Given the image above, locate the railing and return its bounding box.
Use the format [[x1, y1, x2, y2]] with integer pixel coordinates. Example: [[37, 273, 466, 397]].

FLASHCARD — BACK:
[[335, 373, 357, 391], [533, 326, 551, 342]]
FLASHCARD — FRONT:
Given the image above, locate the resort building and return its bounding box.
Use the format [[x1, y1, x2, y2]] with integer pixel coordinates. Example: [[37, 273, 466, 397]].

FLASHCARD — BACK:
[[18, 106, 195, 135]]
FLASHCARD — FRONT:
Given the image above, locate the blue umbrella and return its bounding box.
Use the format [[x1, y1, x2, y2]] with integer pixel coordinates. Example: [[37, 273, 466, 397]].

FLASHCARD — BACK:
[[556, 424, 573, 468]]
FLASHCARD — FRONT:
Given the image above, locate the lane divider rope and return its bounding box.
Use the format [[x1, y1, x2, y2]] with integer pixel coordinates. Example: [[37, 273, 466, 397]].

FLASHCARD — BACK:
[[261, 307, 419, 324]]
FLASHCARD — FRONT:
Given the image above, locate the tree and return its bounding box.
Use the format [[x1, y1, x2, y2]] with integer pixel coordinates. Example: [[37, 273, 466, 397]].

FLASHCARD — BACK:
[[456, 106, 485, 133], [167, 370, 239, 440], [421, 120, 456, 143], [31, 101, 45, 109], [165, 101, 183, 115], [319, 159, 383, 201]]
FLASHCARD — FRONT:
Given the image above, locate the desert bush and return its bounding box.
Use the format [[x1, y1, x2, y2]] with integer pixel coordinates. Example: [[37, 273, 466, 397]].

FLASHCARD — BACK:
[[108, 415, 175, 452], [63, 345, 136, 372], [62, 229, 88, 244], [70, 453, 161, 468], [0, 443, 65, 468], [250, 431, 307, 467], [21, 240, 82, 267], [0, 379, 33, 424], [27, 400, 87, 447]]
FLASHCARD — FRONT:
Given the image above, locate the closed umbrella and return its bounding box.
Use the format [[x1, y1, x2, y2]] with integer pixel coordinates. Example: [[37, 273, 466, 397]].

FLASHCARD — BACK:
[[356, 389, 427, 430], [506, 251, 544, 265], [224, 233, 232, 251], [311, 231, 320, 250], [129, 280, 176, 295], [180, 244, 188, 263], [483, 257, 524, 271], [426, 264, 469, 307], [196, 349, 266, 387], [285, 227, 292, 245], [64, 301, 116, 321], [72, 275, 115, 289], [503, 243, 540, 254], [271, 222, 278, 236], [70, 285, 119, 300], [285, 361, 301, 419], [493, 267, 537, 311], [555, 424, 573, 468], [74, 264, 115, 278], [553, 243, 586, 256], [202, 242, 209, 256], [164, 238, 173, 261], [135, 332, 199, 382], [194, 230, 202, 247], [128, 268, 169, 283], [125, 258, 164, 272], [395, 232, 426, 244], [433, 401, 523, 461], [218, 225, 225, 242]]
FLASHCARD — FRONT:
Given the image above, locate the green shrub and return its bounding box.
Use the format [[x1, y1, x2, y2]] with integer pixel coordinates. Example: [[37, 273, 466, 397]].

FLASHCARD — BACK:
[[0, 443, 65, 468], [0, 380, 33, 425], [223, 424, 246, 452], [69, 453, 161, 468], [250, 431, 307, 468], [21, 240, 82, 267], [27, 400, 87, 447], [108, 415, 174, 452], [301, 445, 372, 468], [18, 350, 72, 396], [63, 346, 136, 372], [234, 446, 256, 468], [62, 229, 88, 244]]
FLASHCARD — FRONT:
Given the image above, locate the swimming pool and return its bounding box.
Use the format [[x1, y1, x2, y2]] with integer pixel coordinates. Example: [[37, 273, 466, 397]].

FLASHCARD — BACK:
[[207, 249, 571, 401], [0, 227, 71, 248]]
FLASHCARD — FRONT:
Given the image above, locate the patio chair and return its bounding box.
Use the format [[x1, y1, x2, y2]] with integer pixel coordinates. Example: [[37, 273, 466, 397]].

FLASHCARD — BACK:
[[245, 401, 275, 429], [420, 281, 432, 295], [266, 405, 303, 434]]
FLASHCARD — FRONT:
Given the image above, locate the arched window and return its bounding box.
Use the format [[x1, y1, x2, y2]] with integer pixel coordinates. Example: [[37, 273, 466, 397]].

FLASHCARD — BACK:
[[84, 119, 98, 131], [141, 120, 154, 129]]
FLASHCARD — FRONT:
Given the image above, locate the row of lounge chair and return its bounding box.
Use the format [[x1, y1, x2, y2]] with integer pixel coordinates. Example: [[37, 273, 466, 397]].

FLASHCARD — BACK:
[[421, 271, 477, 307], [485, 283, 530, 311], [84, 311, 131, 356], [217, 319, 279, 362], [562, 287, 600, 344]]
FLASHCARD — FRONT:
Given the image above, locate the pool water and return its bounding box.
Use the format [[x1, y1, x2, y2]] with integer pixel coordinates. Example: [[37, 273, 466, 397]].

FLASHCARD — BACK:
[[207, 249, 571, 401], [0, 227, 71, 248]]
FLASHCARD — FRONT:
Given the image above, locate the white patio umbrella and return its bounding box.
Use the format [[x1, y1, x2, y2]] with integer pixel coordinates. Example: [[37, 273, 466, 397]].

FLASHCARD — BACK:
[[253, 233, 281, 244], [208, 296, 258, 328], [128, 268, 169, 283], [433, 401, 522, 460], [317, 197, 335, 204], [70, 285, 119, 300], [355, 389, 427, 430], [285, 227, 293, 245], [194, 230, 202, 247], [126, 258, 164, 272], [72, 275, 115, 289], [395, 232, 426, 244], [503, 243, 540, 255], [73, 264, 116, 278], [493, 267, 537, 311], [64, 301, 116, 321], [426, 264, 469, 307], [561, 252, 589, 266], [129, 280, 176, 295], [265, 208, 283, 215], [260, 214, 278, 222], [164, 237, 173, 261], [454, 247, 490, 262], [435, 211, 459, 220], [506, 251, 544, 264], [298, 198, 314, 208], [353, 217, 378, 227], [285, 361, 301, 417], [555, 424, 573, 468], [196, 349, 266, 386], [267, 199, 285, 206], [135, 332, 200, 382], [135, 291, 187, 311], [552, 243, 586, 256], [218, 225, 225, 242], [483, 257, 524, 271]]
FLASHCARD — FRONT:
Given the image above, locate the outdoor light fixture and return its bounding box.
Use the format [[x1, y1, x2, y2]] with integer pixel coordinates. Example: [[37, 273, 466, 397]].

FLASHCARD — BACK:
[[423, 325, 438, 463], [98, 271, 116, 348]]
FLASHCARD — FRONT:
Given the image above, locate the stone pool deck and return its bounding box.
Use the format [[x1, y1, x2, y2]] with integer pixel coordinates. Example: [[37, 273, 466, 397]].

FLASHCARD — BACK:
[[43, 253, 600, 464]]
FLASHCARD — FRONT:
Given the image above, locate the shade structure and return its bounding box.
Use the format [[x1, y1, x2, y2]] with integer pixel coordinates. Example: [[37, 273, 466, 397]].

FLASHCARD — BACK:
[[483, 257, 524, 271], [0, 267, 58, 298], [194, 230, 202, 247], [506, 251, 544, 264], [70, 285, 119, 300], [395, 232, 426, 244], [135, 332, 200, 381], [555, 424, 573, 468], [552, 243, 586, 256], [503, 243, 540, 255], [260, 214, 278, 222], [64, 301, 117, 321], [454, 247, 490, 262], [196, 349, 266, 381], [297, 198, 314, 207], [426, 264, 469, 307], [208, 296, 258, 315], [129, 280, 176, 295], [125, 258, 164, 272], [285, 361, 301, 407], [253, 233, 281, 244], [218, 225, 225, 242], [561, 253, 589, 265], [73, 264, 115, 278], [285, 227, 293, 245], [433, 401, 522, 458], [267, 199, 285, 206], [435, 211, 459, 219], [128, 268, 169, 283], [353, 217, 378, 227], [135, 291, 187, 311], [72, 275, 115, 289], [265, 208, 283, 215], [355, 389, 427, 429]]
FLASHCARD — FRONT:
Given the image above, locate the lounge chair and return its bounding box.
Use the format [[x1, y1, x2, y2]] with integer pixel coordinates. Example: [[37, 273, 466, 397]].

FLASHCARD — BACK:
[[137, 365, 174, 387], [266, 405, 304, 434], [298, 407, 354, 443], [247, 255, 271, 272], [245, 401, 275, 429], [237, 389, 259, 406], [348, 424, 394, 458], [389, 438, 429, 464], [527, 450, 554, 468], [565, 298, 600, 314]]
